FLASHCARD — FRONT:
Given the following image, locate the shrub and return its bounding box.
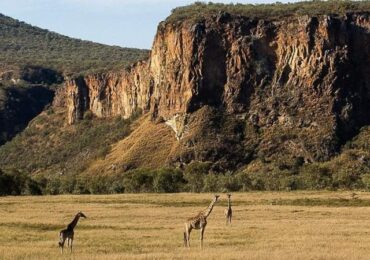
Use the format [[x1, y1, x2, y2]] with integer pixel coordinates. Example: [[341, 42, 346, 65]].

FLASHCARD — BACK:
[[107, 177, 125, 194], [59, 175, 77, 194], [153, 168, 185, 193], [332, 168, 363, 189], [87, 175, 111, 194], [24, 179, 43, 195], [123, 169, 154, 193], [361, 174, 370, 191], [73, 176, 90, 194], [0, 169, 42, 195], [0, 169, 17, 195], [183, 161, 211, 192], [44, 177, 61, 195], [234, 171, 253, 191], [203, 174, 220, 192], [296, 164, 330, 189], [219, 172, 243, 192]]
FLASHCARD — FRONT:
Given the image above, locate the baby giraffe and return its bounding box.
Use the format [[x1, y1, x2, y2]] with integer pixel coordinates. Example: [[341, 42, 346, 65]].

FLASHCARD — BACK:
[[224, 194, 232, 225], [58, 211, 87, 253], [184, 194, 220, 248]]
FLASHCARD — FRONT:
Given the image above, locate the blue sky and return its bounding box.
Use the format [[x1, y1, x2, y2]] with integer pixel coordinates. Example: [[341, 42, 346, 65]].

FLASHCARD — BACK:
[[1, 0, 290, 49]]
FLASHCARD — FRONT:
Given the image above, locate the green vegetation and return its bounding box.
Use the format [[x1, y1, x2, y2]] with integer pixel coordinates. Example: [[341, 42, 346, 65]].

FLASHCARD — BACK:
[[0, 108, 141, 180], [0, 168, 42, 195], [1, 131, 369, 195], [168, 1, 370, 23], [0, 13, 148, 76], [0, 108, 368, 196], [0, 121, 369, 195]]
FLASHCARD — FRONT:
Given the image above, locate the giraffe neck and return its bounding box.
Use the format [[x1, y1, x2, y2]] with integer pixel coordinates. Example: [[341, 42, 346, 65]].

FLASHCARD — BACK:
[[67, 214, 80, 230], [228, 198, 231, 209], [203, 199, 217, 218]]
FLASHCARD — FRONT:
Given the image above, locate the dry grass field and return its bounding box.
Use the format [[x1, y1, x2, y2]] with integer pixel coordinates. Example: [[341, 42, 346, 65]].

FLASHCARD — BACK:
[[1, 192, 370, 259]]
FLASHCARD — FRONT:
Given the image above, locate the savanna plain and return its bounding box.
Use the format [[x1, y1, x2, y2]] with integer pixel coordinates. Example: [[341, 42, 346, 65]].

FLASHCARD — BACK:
[[1, 192, 370, 259]]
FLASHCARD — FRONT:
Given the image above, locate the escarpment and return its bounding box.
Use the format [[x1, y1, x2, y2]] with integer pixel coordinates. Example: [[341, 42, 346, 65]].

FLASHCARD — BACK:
[[64, 61, 151, 124], [0, 85, 54, 145], [61, 12, 370, 170]]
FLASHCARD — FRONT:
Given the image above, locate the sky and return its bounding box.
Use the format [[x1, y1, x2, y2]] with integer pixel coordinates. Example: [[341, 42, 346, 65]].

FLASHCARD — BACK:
[[0, 0, 291, 49]]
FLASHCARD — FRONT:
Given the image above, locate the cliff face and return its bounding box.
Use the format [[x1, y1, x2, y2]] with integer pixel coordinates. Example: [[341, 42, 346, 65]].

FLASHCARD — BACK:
[[0, 66, 62, 145], [65, 61, 151, 124], [63, 13, 370, 169], [0, 86, 54, 145]]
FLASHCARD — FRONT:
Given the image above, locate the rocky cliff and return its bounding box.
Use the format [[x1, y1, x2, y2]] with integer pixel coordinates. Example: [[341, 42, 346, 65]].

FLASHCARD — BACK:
[[61, 12, 370, 171], [64, 60, 150, 124], [0, 85, 54, 145]]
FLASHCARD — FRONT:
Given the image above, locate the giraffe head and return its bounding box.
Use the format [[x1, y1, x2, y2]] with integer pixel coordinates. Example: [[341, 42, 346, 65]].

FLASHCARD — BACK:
[[214, 194, 220, 201], [227, 193, 231, 198], [77, 211, 87, 218]]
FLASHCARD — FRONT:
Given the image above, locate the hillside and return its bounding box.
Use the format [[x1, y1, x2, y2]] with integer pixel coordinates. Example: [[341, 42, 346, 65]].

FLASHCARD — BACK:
[[0, 1, 370, 194], [0, 108, 140, 178], [0, 13, 148, 145], [0, 13, 149, 76]]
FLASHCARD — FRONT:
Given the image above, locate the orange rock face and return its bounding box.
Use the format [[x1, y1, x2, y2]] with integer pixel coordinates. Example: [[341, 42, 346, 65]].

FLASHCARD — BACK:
[[65, 61, 150, 124], [62, 13, 370, 168]]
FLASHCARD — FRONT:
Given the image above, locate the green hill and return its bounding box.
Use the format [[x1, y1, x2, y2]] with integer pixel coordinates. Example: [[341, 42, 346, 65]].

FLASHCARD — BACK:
[[0, 13, 148, 145], [0, 13, 149, 76]]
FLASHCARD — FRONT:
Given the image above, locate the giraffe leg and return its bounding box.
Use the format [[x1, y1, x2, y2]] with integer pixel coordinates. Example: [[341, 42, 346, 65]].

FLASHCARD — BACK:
[[60, 238, 66, 254], [184, 223, 188, 247], [183, 225, 186, 247], [187, 226, 193, 248], [70, 233, 74, 253], [200, 227, 205, 249], [188, 229, 192, 248], [184, 223, 192, 248], [59, 232, 66, 254]]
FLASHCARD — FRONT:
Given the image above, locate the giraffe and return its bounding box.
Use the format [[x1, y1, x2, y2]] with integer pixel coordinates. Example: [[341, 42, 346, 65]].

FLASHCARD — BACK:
[[58, 211, 87, 254], [224, 194, 232, 225], [183, 194, 220, 248]]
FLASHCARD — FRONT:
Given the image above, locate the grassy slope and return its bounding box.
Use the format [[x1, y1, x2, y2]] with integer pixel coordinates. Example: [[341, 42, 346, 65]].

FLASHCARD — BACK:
[[86, 115, 178, 175], [1, 192, 370, 259], [0, 107, 139, 177], [0, 13, 149, 76]]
